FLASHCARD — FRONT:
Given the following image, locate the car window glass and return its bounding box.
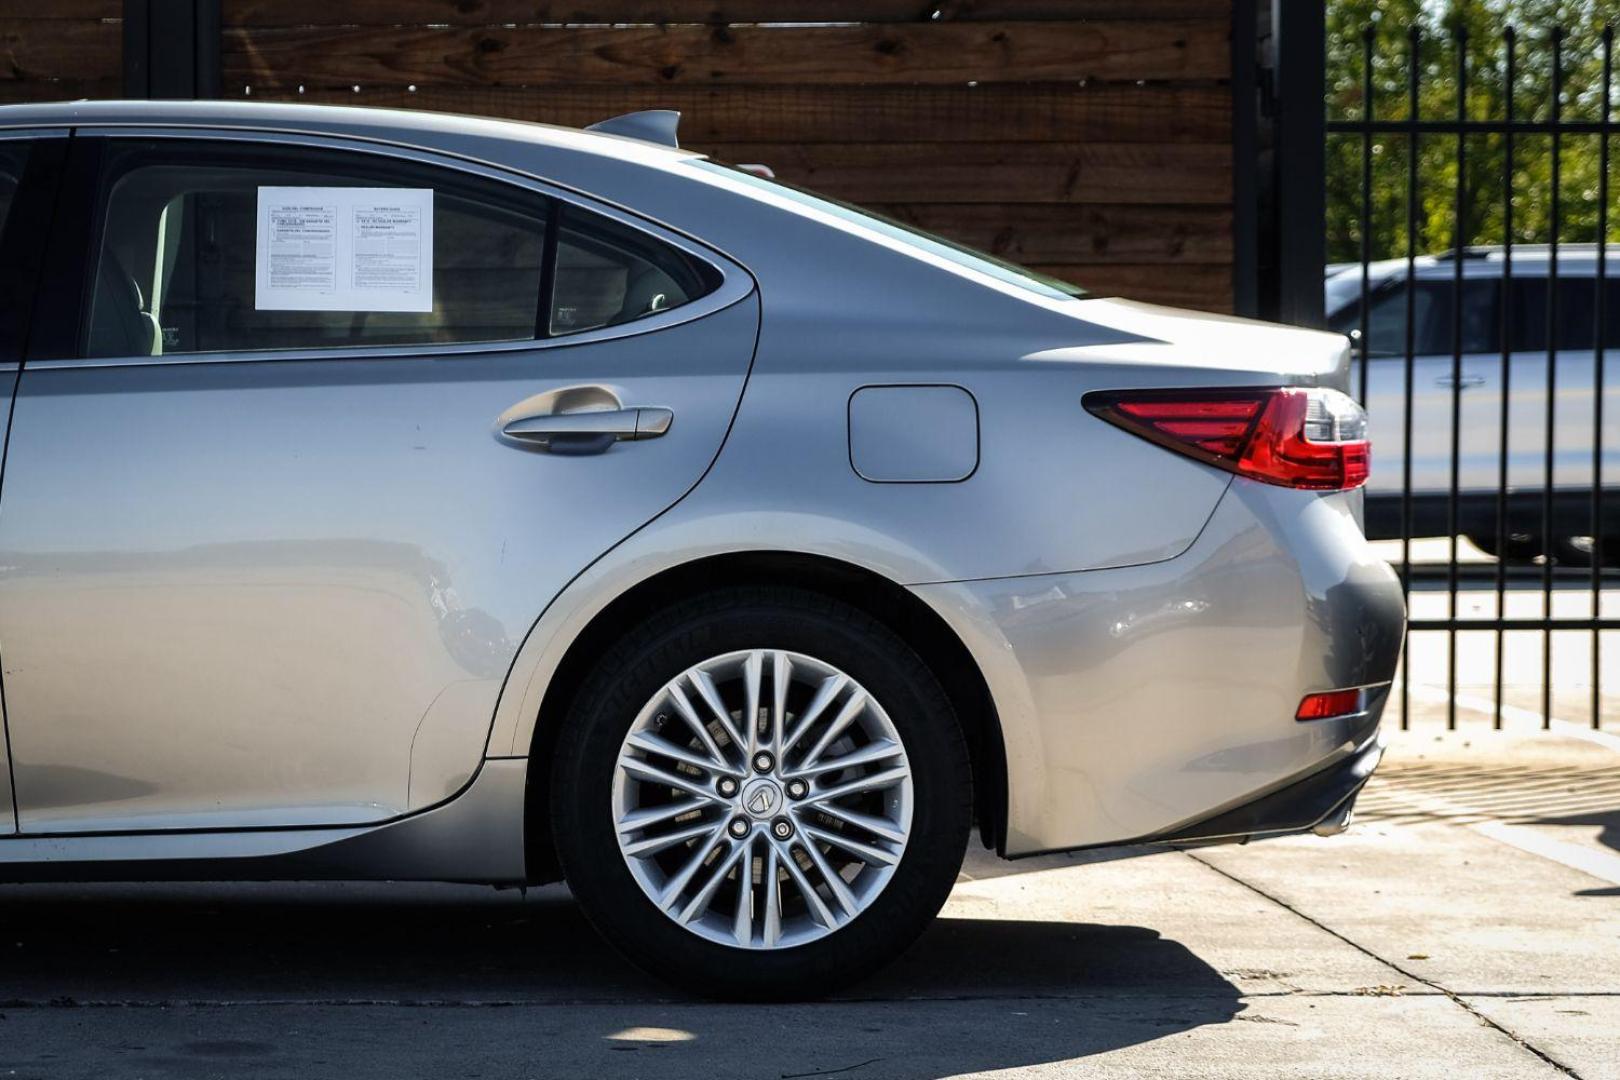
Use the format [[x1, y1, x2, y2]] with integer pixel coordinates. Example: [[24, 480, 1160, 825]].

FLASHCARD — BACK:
[[1331, 278, 1498, 356], [1456, 279, 1501, 353], [549, 205, 717, 336], [1558, 278, 1596, 350], [0, 142, 26, 240], [1330, 282, 1439, 355], [1506, 279, 1545, 351], [0, 141, 37, 364], [1506, 276, 1618, 352], [86, 141, 549, 358], [1324, 269, 1370, 321], [1607, 279, 1620, 347], [688, 158, 1087, 301], [1367, 287, 1435, 355]]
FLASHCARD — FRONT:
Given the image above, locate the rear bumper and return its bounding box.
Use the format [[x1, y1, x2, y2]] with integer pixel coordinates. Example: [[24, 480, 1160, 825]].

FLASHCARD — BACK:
[[910, 477, 1405, 857], [1150, 728, 1382, 846]]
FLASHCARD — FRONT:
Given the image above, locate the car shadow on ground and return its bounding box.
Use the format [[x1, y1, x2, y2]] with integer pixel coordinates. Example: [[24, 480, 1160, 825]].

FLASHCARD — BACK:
[[1528, 808, 1620, 855], [0, 881, 1242, 1077], [1527, 808, 1620, 896]]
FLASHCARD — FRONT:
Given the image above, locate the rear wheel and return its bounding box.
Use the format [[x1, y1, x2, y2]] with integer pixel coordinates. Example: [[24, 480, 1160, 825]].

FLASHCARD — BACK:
[[551, 587, 972, 999], [1467, 531, 1543, 564], [1551, 535, 1620, 569], [1467, 531, 1620, 567]]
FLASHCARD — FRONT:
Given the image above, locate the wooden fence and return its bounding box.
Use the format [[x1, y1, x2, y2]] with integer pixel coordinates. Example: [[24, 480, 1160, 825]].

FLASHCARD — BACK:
[[0, 1, 1237, 311], [0, 3, 123, 103]]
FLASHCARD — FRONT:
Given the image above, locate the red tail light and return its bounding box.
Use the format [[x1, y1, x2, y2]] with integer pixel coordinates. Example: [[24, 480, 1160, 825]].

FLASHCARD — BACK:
[[1295, 688, 1364, 721], [1084, 387, 1370, 491]]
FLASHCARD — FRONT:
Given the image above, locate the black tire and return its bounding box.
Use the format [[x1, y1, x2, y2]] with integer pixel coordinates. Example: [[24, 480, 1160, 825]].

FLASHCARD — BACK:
[[550, 586, 972, 1000], [1549, 535, 1620, 568], [1553, 536, 1593, 567], [1467, 531, 1543, 564]]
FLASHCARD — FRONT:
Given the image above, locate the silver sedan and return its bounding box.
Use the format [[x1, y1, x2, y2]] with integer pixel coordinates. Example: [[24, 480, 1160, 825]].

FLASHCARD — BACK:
[[0, 101, 1405, 998]]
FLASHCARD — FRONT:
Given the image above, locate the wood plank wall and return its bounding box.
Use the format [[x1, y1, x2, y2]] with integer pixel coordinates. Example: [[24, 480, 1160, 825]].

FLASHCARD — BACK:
[[0, 1, 1236, 311], [224, 1, 1235, 310], [0, 3, 123, 104]]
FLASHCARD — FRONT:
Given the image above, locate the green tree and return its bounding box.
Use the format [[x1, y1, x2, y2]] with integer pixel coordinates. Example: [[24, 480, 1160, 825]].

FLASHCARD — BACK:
[[1327, 0, 1620, 262]]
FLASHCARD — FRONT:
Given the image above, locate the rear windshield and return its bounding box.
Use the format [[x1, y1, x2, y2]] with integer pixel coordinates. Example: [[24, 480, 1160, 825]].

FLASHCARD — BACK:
[[689, 159, 1088, 302]]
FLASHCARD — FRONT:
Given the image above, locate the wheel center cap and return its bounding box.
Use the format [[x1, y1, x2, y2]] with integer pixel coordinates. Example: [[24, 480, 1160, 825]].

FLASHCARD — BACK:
[[741, 777, 783, 819]]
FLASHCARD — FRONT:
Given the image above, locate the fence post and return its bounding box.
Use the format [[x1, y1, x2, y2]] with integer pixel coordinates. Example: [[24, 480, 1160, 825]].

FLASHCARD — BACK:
[[1232, 0, 1260, 317], [1270, 0, 1326, 327], [123, 0, 222, 99]]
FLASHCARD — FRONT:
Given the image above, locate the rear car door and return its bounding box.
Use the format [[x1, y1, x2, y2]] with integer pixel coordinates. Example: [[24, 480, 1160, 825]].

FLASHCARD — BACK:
[[1344, 273, 1502, 530], [0, 131, 68, 835], [1497, 275, 1620, 500], [0, 131, 756, 833]]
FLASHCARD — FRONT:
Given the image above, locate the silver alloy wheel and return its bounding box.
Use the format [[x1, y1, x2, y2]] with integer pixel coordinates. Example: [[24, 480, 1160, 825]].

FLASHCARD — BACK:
[[612, 649, 914, 949]]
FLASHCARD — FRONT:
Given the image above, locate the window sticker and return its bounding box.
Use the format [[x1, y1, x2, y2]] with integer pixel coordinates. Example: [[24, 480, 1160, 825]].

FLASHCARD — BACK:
[[255, 187, 433, 312]]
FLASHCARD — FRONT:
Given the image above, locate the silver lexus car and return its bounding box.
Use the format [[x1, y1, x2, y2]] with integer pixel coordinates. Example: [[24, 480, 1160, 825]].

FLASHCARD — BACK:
[[0, 101, 1404, 998]]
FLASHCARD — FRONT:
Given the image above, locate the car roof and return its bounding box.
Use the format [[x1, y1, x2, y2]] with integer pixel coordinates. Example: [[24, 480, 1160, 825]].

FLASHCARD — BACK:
[[0, 99, 698, 169], [1, 99, 1122, 331]]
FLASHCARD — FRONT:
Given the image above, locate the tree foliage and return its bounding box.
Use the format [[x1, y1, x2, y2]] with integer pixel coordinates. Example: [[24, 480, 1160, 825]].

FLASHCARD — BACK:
[[1327, 0, 1620, 262]]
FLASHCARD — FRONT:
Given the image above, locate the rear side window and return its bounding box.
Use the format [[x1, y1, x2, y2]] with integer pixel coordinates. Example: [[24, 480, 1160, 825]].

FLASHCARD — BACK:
[[1505, 277, 1620, 351], [0, 139, 45, 365], [1331, 272, 1620, 355], [0, 142, 27, 239], [85, 140, 550, 358], [550, 205, 718, 336], [1330, 278, 1499, 356]]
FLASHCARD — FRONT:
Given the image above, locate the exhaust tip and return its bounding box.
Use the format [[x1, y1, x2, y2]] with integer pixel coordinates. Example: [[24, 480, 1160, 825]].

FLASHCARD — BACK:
[[1312, 802, 1356, 837]]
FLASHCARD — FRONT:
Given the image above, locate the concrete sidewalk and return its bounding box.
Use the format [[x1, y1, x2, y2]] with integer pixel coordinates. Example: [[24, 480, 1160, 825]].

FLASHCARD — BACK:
[[0, 730, 1614, 1079]]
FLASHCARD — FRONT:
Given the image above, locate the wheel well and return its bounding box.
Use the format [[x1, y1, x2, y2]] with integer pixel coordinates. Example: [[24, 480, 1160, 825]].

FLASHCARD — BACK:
[[522, 551, 1007, 883]]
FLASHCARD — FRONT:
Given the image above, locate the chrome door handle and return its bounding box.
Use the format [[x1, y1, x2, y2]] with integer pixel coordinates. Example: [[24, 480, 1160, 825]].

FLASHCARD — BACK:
[[501, 406, 673, 452], [1435, 374, 1486, 389]]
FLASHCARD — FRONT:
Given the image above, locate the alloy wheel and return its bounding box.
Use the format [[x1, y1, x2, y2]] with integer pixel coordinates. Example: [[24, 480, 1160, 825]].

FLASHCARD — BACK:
[[611, 649, 913, 949]]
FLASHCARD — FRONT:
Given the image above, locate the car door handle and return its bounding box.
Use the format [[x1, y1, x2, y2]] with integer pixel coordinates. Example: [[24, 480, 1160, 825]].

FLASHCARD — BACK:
[[1435, 374, 1486, 389], [501, 406, 673, 452]]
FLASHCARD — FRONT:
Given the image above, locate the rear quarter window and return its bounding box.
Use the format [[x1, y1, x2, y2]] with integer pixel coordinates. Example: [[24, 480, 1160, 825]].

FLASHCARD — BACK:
[[687, 158, 1086, 303], [549, 204, 719, 336]]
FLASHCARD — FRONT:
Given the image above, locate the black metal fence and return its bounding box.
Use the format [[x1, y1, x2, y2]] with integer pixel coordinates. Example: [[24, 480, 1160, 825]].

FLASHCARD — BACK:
[[1327, 24, 1616, 732]]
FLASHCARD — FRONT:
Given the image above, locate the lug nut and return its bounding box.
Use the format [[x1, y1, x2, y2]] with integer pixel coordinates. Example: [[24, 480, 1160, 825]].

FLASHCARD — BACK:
[[717, 776, 739, 798], [785, 778, 808, 800], [729, 818, 750, 839], [771, 817, 794, 840], [752, 751, 775, 774]]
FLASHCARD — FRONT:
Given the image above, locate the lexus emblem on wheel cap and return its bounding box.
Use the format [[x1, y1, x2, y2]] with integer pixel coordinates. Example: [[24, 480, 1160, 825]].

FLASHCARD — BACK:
[[742, 778, 781, 818]]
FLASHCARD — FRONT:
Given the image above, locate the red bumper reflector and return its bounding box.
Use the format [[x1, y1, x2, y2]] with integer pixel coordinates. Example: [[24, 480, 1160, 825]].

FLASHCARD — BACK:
[[1296, 689, 1364, 721]]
